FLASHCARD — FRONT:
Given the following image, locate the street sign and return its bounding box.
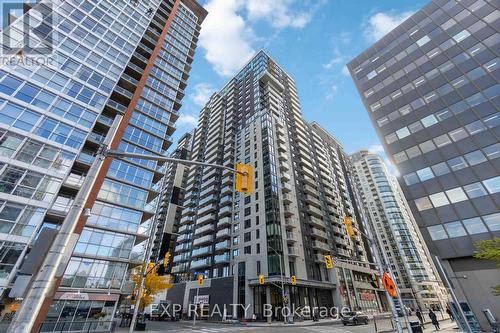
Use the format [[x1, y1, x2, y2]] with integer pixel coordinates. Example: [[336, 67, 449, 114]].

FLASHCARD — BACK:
[[197, 274, 204, 286], [259, 274, 265, 285], [382, 272, 397, 297], [332, 256, 338, 266]]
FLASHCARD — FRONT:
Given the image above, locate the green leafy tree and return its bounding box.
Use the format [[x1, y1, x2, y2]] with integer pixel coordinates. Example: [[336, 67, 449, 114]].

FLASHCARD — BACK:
[[474, 237, 500, 296]]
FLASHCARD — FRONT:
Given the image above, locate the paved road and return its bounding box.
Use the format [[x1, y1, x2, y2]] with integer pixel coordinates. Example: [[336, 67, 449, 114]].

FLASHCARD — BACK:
[[120, 315, 452, 333]]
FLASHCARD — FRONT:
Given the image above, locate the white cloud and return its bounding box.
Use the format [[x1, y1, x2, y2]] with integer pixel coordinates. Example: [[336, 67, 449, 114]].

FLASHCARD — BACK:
[[191, 83, 216, 107], [245, 0, 314, 29], [199, 0, 324, 77], [199, 0, 256, 77], [177, 114, 198, 127], [326, 85, 338, 100], [364, 11, 414, 42]]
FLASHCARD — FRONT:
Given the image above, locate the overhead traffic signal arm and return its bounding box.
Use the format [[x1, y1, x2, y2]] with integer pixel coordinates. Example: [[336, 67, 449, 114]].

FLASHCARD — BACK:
[[106, 150, 254, 194]]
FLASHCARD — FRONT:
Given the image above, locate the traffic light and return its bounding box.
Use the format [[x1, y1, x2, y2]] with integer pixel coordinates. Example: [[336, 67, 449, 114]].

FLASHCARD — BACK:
[[197, 274, 204, 286], [291, 275, 297, 285], [343, 216, 355, 240], [147, 262, 156, 275], [235, 163, 253, 194], [164, 252, 171, 267], [324, 255, 333, 269], [370, 274, 379, 288], [259, 274, 265, 285]]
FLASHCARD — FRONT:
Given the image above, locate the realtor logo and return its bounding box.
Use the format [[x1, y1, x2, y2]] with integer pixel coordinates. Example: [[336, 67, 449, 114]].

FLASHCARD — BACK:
[[1, 1, 53, 57]]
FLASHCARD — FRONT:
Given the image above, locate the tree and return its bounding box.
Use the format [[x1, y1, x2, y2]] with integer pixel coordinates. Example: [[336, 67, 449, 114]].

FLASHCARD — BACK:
[[131, 264, 173, 310], [474, 237, 500, 296]]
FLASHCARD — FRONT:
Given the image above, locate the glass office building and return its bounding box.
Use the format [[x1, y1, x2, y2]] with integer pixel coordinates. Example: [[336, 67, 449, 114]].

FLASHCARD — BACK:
[[0, 0, 206, 331], [348, 0, 499, 330]]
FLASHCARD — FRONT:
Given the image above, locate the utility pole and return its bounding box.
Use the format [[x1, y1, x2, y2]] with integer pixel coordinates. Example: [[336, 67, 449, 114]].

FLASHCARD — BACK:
[[9, 144, 253, 333], [355, 220, 410, 333]]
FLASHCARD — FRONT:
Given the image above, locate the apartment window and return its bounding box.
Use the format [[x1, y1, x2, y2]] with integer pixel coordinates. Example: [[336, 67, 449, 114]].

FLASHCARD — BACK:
[[431, 162, 450, 176], [420, 140, 436, 153], [256, 229, 260, 239], [256, 261, 261, 274], [244, 232, 251, 242], [448, 157, 467, 171], [416, 167, 434, 182], [429, 192, 449, 207], [449, 128, 468, 141], [244, 246, 251, 254], [483, 176, 500, 194], [416, 35, 430, 47], [244, 219, 251, 229], [415, 197, 433, 211], [444, 221, 467, 238], [483, 213, 500, 231], [463, 182, 488, 198], [464, 150, 487, 166], [244, 207, 251, 216], [465, 120, 486, 135], [462, 218, 488, 235], [433, 134, 451, 148], [233, 236, 239, 245], [256, 216, 259, 225], [421, 114, 438, 127], [428, 225, 447, 240], [256, 243, 260, 253], [484, 143, 500, 159], [404, 173, 419, 186], [233, 249, 239, 258], [445, 188, 467, 203], [244, 196, 251, 205]]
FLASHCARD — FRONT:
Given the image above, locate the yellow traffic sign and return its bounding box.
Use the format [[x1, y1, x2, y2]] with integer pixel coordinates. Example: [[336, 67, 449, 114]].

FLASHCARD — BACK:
[[259, 274, 265, 285], [197, 274, 204, 286], [291, 275, 297, 285], [324, 255, 333, 269], [235, 164, 253, 194]]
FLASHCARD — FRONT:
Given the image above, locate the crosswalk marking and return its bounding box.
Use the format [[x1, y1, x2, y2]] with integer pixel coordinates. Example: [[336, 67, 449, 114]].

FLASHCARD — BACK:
[[166, 327, 256, 333], [304, 326, 353, 333]]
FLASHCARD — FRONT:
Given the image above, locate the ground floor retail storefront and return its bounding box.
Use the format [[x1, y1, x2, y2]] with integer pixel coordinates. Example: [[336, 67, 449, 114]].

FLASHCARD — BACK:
[[38, 292, 119, 332]]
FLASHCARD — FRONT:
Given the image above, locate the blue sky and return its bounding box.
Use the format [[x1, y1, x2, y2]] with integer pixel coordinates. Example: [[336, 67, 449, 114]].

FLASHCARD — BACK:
[[175, 0, 427, 158]]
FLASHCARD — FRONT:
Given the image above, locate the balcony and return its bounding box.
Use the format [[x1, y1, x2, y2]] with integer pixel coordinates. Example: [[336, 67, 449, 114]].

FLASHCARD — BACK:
[[193, 234, 213, 246], [281, 183, 292, 192], [216, 228, 231, 239], [196, 213, 215, 225], [178, 224, 193, 233], [180, 216, 194, 224], [64, 173, 85, 188], [307, 205, 323, 217], [286, 232, 297, 243], [309, 217, 324, 228], [312, 240, 330, 251], [215, 240, 230, 251], [280, 162, 290, 171], [218, 206, 232, 217], [311, 228, 328, 240], [287, 246, 298, 257], [214, 253, 230, 263], [192, 246, 212, 257], [177, 233, 192, 243], [281, 172, 291, 181], [191, 258, 212, 269], [194, 224, 214, 236], [76, 151, 95, 165], [50, 196, 74, 214], [217, 216, 231, 228], [197, 204, 217, 216], [282, 193, 293, 204]]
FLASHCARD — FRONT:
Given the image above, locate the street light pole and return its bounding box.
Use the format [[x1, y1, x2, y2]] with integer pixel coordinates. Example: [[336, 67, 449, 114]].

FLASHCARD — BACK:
[[355, 222, 409, 333], [268, 244, 286, 324]]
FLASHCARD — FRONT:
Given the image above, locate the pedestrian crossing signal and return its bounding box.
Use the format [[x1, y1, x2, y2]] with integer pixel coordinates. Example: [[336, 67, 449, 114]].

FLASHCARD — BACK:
[[382, 272, 397, 297], [291, 275, 297, 285], [324, 255, 333, 269], [259, 274, 265, 285]]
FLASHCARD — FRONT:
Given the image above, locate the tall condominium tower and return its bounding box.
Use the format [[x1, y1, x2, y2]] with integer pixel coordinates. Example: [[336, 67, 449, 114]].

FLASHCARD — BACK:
[[151, 131, 194, 275], [348, 0, 499, 329], [0, 0, 206, 330], [168, 51, 386, 321], [351, 150, 447, 311]]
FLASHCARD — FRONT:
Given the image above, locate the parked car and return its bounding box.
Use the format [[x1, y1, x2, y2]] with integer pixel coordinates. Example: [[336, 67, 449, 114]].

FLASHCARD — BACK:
[[341, 311, 369, 325]]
